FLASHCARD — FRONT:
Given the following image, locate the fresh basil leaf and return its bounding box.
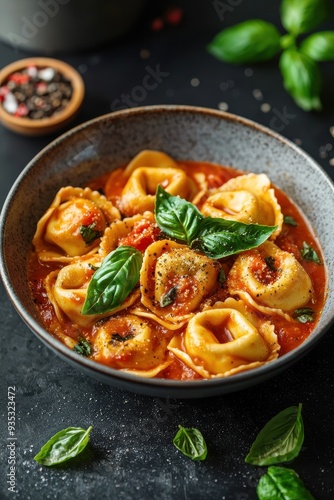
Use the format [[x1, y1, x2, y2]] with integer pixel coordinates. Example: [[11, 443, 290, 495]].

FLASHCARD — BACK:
[[193, 217, 276, 259], [207, 20, 281, 64], [301, 241, 322, 264], [155, 186, 204, 244], [160, 286, 178, 308], [301, 31, 334, 61], [82, 246, 142, 315], [257, 466, 315, 500], [73, 337, 92, 357], [245, 404, 304, 466], [34, 426, 92, 466], [294, 307, 315, 323], [279, 49, 322, 111], [280, 0, 330, 35], [283, 215, 298, 226], [173, 425, 208, 461], [79, 223, 102, 245]]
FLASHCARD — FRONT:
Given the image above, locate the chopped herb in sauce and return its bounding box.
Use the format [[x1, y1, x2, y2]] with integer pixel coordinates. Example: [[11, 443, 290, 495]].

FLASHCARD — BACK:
[[73, 337, 92, 357], [301, 241, 321, 264], [79, 222, 102, 246], [160, 286, 178, 308]]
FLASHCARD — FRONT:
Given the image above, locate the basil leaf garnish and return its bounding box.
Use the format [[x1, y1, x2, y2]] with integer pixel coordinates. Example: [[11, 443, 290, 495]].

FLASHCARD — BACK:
[[160, 286, 178, 308], [301, 31, 334, 62], [283, 215, 298, 226], [294, 307, 315, 323], [280, 0, 330, 36], [279, 49, 322, 111], [34, 426, 92, 466], [301, 241, 322, 264], [245, 404, 304, 466], [79, 223, 102, 245], [193, 217, 277, 259], [257, 466, 314, 500], [155, 188, 276, 259], [82, 246, 142, 315], [73, 337, 92, 357], [155, 185, 203, 244], [173, 425, 208, 461], [207, 20, 281, 64]]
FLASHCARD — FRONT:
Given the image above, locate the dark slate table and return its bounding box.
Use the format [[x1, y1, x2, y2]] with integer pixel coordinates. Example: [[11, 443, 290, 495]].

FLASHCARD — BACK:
[[1, 1, 334, 499]]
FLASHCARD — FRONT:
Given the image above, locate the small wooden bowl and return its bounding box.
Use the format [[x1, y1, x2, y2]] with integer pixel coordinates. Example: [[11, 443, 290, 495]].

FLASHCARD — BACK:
[[0, 57, 85, 136]]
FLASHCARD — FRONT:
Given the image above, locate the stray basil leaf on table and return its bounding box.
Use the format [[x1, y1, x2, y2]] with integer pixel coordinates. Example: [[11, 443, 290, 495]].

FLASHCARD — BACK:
[[173, 425, 208, 461], [257, 466, 315, 500], [245, 404, 304, 465], [34, 426, 93, 466]]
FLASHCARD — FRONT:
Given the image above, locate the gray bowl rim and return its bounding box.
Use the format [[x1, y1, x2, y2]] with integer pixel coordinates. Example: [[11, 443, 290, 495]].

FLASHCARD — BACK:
[[1, 104, 334, 394]]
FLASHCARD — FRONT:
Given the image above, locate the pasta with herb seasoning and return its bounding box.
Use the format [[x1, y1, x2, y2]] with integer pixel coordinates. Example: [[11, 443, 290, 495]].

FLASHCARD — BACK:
[[28, 150, 326, 380]]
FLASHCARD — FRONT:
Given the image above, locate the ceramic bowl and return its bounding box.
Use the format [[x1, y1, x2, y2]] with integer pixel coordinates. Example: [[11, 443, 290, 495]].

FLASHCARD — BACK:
[[1, 105, 334, 398], [0, 57, 84, 136]]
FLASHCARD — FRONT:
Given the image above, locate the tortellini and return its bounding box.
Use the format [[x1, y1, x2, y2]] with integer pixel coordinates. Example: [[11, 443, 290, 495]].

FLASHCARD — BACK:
[[201, 173, 283, 239], [28, 151, 324, 381], [33, 186, 120, 262], [228, 241, 314, 317], [168, 298, 279, 378], [140, 240, 220, 323], [45, 258, 140, 327], [93, 314, 172, 377], [120, 167, 195, 216]]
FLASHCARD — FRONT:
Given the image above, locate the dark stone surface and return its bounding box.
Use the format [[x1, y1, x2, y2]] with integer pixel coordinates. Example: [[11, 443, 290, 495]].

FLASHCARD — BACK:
[[1, 1, 334, 498]]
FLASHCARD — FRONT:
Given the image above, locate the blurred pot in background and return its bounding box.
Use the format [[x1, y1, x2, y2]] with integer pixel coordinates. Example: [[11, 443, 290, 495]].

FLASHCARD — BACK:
[[0, 0, 147, 54]]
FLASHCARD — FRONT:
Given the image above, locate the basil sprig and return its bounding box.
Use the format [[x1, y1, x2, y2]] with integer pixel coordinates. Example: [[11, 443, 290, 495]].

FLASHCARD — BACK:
[[208, 0, 334, 111], [207, 20, 281, 64], [280, 0, 330, 35], [301, 31, 334, 61], [34, 426, 92, 466], [257, 466, 315, 500], [245, 404, 304, 466], [279, 49, 322, 111], [155, 187, 276, 259], [82, 246, 142, 315], [173, 425, 208, 461]]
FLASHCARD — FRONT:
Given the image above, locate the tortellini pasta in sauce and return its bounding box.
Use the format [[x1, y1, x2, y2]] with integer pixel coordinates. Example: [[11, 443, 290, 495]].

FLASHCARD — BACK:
[[168, 298, 279, 378], [93, 314, 172, 377], [28, 150, 325, 382], [33, 186, 120, 262], [228, 241, 314, 317], [140, 240, 220, 323], [201, 173, 283, 239]]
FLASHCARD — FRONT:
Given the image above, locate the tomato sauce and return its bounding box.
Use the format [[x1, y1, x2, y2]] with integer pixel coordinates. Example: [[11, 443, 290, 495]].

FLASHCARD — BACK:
[[27, 161, 327, 378]]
